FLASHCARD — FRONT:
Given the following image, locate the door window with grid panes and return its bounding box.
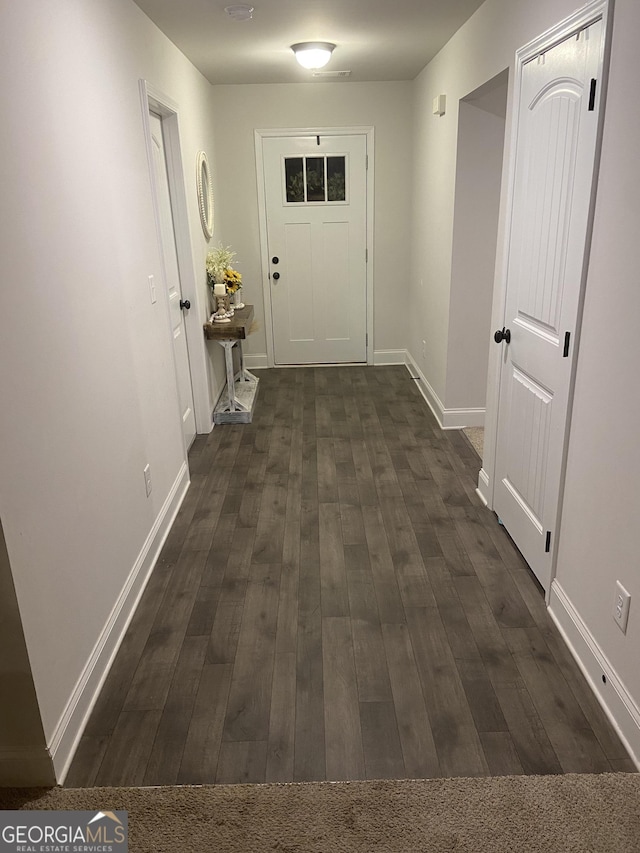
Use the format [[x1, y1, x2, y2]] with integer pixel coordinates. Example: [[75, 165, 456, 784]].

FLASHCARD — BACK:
[[284, 155, 347, 204]]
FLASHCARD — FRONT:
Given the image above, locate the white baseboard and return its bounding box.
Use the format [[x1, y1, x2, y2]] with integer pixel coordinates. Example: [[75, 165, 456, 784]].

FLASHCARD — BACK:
[[243, 353, 269, 370], [373, 349, 407, 366], [443, 408, 485, 428], [244, 353, 408, 368], [549, 580, 640, 770], [405, 352, 447, 427], [0, 747, 56, 787], [476, 467, 490, 506], [50, 462, 191, 783], [405, 353, 486, 430]]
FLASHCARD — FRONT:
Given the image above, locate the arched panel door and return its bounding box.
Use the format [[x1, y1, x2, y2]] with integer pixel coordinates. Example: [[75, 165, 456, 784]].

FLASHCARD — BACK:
[[494, 16, 605, 591]]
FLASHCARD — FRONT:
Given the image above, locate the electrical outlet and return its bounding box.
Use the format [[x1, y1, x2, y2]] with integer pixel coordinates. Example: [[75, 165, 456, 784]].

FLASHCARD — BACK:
[[613, 580, 631, 634], [143, 464, 152, 497], [148, 275, 157, 304]]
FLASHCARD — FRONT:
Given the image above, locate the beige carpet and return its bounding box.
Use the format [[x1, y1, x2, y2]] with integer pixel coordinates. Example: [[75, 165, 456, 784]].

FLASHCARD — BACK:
[[2, 774, 639, 852], [462, 426, 484, 458]]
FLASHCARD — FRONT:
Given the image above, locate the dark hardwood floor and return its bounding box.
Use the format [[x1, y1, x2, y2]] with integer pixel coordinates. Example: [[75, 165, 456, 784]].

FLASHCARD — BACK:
[[66, 366, 633, 787]]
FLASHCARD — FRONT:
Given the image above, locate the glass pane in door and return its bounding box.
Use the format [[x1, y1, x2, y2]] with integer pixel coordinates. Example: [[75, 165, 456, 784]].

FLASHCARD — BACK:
[[327, 156, 346, 201], [306, 157, 325, 202], [285, 157, 304, 202]]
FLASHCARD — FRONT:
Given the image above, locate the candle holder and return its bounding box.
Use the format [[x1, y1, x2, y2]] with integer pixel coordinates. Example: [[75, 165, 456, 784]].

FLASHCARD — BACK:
[[212, 282, 232, 324], [212, 292, 231, 324]]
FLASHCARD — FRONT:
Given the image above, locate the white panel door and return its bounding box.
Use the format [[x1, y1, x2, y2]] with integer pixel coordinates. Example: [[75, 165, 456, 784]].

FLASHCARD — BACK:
[[262, 135, 367, 364], [493, 19, 604, 591], [149, 112, 196, 449]]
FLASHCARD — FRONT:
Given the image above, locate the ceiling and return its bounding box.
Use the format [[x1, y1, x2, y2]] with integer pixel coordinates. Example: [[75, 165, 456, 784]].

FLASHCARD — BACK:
[[133, 0, 486, 85]]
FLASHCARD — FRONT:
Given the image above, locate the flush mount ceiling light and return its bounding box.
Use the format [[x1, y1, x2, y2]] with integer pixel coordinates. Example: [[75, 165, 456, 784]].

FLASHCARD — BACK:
[[224, 4, 254, 21], [291, 42, 336, 70]]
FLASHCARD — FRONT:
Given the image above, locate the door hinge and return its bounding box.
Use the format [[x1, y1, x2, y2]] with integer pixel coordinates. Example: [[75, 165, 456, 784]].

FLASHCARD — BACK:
[[366, 154, 369, 170], [366, 332, 369, 346], [545, 531, 552, 553], [563, 331, 571, 357], [365, 248, 368, 263], [588, 78, 597, 111]]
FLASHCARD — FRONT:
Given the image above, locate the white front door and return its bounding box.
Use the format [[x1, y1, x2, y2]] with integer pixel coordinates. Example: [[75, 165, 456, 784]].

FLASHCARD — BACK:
[[261, 134, 367, 364], [149, 112, 196, 449], [493, 16, 605, 591]]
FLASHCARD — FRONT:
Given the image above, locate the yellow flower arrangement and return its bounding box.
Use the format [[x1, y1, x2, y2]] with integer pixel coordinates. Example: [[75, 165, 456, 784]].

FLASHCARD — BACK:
[[206, 243, 243, 296], [224, 267, 243, 294]]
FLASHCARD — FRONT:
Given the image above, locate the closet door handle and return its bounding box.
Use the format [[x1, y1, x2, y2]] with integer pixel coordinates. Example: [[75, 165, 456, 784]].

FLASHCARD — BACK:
[[494, 327, 511, 344]]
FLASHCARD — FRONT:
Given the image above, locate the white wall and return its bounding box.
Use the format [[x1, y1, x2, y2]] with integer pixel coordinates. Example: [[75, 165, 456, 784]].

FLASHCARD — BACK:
[[210, 82, 413, 362], [0, 0, 223, 781], [550, 0, 640, 764], [446, 75, 507, 414], [408, 0, 580, 417]]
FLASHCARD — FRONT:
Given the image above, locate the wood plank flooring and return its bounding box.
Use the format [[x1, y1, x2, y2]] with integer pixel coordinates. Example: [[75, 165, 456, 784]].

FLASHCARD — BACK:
[[66, 366, 633, 787]]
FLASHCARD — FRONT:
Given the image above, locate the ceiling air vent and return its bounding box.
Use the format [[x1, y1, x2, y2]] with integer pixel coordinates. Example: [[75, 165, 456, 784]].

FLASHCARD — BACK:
[[311, 70, 352, 78], [224, 5, 253, 21]]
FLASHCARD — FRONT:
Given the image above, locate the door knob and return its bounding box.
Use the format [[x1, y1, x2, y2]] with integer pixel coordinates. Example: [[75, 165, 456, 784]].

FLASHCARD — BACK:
[[180, 299, 191, 310], [494, 327, 511, 344], [272, 256, 279, 264], [272, 272, 280, 280]]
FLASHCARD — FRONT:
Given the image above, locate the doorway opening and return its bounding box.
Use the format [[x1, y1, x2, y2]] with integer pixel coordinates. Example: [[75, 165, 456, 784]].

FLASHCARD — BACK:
[[140, 80, 211, 445], [149, 110, 197, 449], [255, 127, 375, 367], [448, 69, 509, 448]]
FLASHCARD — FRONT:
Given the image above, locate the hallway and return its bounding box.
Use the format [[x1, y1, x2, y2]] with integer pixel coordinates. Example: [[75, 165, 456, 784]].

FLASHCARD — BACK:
[[66, 366, 632, 786]]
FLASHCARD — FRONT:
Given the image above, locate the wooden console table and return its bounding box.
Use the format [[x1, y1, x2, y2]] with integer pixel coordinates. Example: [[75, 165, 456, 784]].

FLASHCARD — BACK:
[[203, 305, 259, 424]]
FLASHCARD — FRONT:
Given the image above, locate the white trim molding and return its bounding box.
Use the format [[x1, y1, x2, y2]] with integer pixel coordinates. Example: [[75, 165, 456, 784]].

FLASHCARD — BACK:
[[373, 349, 406, 366], [50, 463, 190, 783], [476, 467, 491, 506], [442, 407, 485, 429], [549, 580, 640, 771], [405, 352, 486, 430], [243, 353, 270, 370], [0, 747, 55, 787]]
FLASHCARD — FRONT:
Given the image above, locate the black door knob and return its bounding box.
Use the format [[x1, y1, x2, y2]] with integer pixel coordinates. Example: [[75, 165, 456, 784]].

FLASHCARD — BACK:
[[272, 271, 280, 280], [494, 327, 511, 344], [180, 299, 191, 310], [272, 256, 280, 264]]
